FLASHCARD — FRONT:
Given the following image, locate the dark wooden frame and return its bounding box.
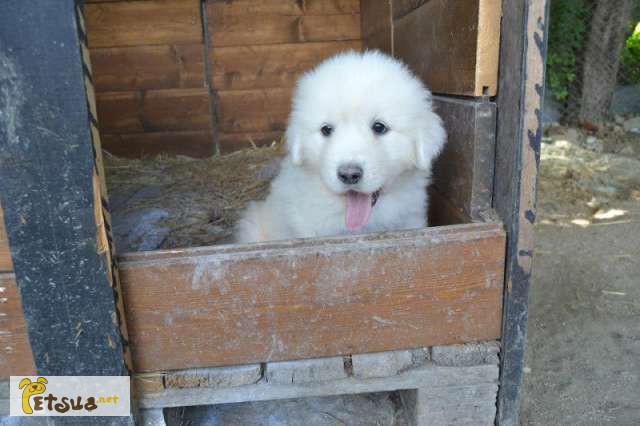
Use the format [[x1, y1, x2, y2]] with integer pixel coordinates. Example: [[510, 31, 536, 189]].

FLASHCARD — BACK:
[[495, 1, 549, 424], [0, 0, 135, 423], [0, 0, 548, 424]]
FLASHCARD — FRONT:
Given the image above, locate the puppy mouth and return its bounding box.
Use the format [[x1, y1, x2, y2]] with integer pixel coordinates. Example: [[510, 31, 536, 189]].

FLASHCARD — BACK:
[[345, 189, 381, 231]]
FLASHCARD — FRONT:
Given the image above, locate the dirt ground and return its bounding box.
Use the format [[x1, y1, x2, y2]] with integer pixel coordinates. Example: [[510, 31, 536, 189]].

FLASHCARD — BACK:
[[520, 120, 640, 425]]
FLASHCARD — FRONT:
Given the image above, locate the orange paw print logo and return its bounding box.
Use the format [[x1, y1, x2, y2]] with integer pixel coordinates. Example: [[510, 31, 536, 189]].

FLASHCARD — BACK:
[[18, 377, 48, 414]]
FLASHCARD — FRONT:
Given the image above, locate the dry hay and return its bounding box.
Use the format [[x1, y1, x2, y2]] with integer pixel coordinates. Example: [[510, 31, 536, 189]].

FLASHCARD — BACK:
[[104, 141, 285, 251]]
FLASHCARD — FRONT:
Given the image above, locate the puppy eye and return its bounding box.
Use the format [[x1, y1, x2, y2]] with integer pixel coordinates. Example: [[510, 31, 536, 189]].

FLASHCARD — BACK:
[[372, 121, 389, 135], [321, 124, 333, 137]]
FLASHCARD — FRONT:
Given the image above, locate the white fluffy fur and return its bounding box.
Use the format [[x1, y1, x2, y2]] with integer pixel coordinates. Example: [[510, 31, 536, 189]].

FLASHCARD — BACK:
[[235, 51, 446, 243]]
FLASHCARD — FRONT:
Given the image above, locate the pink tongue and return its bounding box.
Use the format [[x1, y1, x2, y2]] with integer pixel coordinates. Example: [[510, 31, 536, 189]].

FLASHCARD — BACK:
[[345, 191, 372, 231]]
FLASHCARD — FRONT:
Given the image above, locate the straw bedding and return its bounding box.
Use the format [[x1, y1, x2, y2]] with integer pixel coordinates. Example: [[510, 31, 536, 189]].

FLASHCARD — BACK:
[[104, 142, 285, 252]]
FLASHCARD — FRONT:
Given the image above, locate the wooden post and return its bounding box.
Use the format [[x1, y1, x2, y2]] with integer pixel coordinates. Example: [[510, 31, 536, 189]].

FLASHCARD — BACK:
[[0, 1, 134, 423], [494, 0, 549, 424]]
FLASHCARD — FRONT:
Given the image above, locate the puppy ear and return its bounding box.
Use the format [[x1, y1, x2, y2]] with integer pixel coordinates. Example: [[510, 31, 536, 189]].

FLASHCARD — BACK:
[[37, 377, 48, 385], [415, 111, 446, 171], [19, 378, 31, 389]]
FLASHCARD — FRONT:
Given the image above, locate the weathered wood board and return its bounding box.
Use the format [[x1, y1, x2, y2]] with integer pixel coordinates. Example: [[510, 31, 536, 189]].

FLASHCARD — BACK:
[[96, 88, 212, 133], [392, 1, 429, 19], [432, 97, 497, 220], [205, 0, 361, 16], [216, 88, 294, 133], [362, 0, 502, 97], [0, 274, 35, 377], [428, 188, 470, 227], [206, 0, 361, 47], [90, 44, 206, 92], [360, 0, 393, 53], [85, 0, 203, 48], [209, 14, 361, 47], [0, 2, 134, 389], [0, 207, 12, 272], [142, 364, 499, 412], [494, 0, 548, 423], [119, 223, 505, 372], [0, 2, 134, 386], [210, 41, 361, 91]]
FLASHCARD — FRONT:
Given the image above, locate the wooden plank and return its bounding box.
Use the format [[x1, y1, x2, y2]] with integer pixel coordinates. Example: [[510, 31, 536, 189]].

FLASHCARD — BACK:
[[0, 206, 12, 272], [210, 41, 361, 91], [205, 0, 360, 17], [134, 375, 165, 396], [361, 0, 391, 38], [494, 0, 549, 424], [91, 44, 206, 92], [428, 188, 469, 227], [139, 88, 211, 132], [361, 0, 392, 52], [360, 0, 430, 46], [0, 274, 35, 378], [0, 0, 133, 389], [85, 0, 202, 48], [217, 88, 293, 133], [176, 45, 208, 92], [207, 4, 361, 47], [432, 97, 496, 219], [96, 88, 212, 133], [218, 131, 283, 153], [102, 131, 215, 158], [394, 0, 477, 96], [392, 0, 429, 19], [393, 0, 502, 97], [142, 364, 498, 409], [118, 223, 505, 372], [475, 0, 503, 97], [96, 91, 142, 132]]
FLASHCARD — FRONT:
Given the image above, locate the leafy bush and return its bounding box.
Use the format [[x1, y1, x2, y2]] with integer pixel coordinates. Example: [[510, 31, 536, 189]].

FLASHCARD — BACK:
[[546, 0, 591, 102], [620, 23, 640, 84]]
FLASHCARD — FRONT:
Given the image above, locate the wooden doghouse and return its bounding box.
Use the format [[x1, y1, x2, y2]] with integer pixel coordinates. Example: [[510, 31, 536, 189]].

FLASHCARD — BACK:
[[0, 0, 548, 424]]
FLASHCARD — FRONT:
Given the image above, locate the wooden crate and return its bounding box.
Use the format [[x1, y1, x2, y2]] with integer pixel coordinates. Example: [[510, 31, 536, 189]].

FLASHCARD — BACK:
[[0, 0, 548, 424]]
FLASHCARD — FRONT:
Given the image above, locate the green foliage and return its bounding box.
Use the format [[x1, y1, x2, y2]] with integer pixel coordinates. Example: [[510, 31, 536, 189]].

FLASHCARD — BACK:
[[620, 23, 640, 84], [546, 0, 591, 102]]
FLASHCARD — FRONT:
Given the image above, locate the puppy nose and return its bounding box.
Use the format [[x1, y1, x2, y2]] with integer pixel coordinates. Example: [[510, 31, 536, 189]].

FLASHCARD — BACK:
[[337, 164, 363, 185]]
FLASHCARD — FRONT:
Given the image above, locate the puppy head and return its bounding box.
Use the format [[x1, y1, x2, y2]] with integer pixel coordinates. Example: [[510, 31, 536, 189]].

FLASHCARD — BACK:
[[286, 50, 446, 198]]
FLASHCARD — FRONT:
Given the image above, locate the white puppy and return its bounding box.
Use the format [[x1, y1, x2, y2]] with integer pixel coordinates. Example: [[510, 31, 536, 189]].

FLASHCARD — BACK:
[[235, 50, 445, 243]]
